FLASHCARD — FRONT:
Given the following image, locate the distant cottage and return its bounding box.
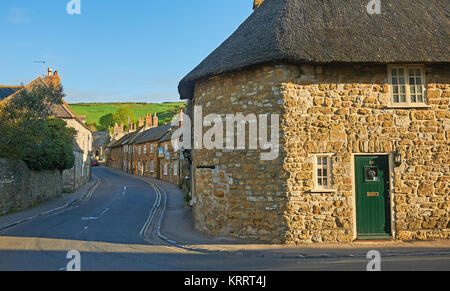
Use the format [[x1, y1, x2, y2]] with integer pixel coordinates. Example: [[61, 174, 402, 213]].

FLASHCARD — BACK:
[[178, 0, 449, 243]]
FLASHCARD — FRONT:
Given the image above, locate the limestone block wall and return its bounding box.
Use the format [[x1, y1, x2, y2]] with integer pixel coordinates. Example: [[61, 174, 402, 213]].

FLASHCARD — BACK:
[[192, 65, 300, 242], [280, 64, 449, 243], [192, 63, 449, 244], [0, 158, 62, 215]]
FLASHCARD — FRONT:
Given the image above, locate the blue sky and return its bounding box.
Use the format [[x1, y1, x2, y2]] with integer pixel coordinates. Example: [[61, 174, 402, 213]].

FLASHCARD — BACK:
[[0, 0, 252, 103]]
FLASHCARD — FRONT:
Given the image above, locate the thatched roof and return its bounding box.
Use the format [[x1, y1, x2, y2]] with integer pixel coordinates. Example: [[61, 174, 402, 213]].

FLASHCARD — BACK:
[[178, 0, 449, 99]]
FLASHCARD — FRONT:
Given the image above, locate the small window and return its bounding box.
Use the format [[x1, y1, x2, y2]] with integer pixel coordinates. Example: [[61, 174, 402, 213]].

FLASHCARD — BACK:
[[150, 160, 154, 172], [144, 145, 147, 154], [389, 65, 426, 105], [164, 163, 168, 175], [164, 144, 168, 152], [174, 162, 178, 176], [139, 146, 141, 155], [314, 155, 333, 190], [151, 144, 155, 153]]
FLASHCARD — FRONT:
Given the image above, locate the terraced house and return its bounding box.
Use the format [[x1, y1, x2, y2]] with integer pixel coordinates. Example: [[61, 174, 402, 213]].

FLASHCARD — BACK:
[[178, 0, 449, 243], [106, 111, 185, 185]]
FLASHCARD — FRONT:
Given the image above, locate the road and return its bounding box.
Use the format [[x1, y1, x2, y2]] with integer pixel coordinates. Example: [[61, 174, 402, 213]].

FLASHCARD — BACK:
[[0, 167, 448, 271]]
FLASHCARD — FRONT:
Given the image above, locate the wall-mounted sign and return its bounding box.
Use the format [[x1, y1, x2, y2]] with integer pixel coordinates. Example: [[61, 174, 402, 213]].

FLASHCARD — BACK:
[[158, 148, 164, 158]]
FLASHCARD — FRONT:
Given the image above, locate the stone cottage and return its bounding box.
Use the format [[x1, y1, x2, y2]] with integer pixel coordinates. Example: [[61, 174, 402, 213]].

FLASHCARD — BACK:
[[178, 0, 449, 243], [1, 69, 93, 192]]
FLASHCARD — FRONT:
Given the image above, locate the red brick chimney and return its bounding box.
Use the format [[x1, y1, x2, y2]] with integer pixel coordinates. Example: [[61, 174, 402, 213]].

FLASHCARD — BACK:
[[145, 113, 153, 129]]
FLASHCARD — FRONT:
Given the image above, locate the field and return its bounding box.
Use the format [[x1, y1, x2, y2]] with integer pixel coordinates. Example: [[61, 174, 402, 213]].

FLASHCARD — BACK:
[[69, 102, 186, 128]]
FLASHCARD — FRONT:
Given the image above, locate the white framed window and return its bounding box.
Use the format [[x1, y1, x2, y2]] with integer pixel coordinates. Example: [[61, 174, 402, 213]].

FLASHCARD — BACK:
[[139, 146, 141, 155], [150, 160, 154, 172], [164, 144, 168, 152], [144, 145, 147, 154], [145, 161, 148, 172], [151, 144, 155, 153], [174, 162, 178, 176], [313, 154, 333, 190], [388, 65, 426, 106], [164, 163, 168, 176]]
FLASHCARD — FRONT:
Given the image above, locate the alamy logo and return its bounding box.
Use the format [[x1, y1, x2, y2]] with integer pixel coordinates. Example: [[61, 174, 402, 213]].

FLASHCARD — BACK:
[[67, 0, 81, 15], [66, 250, 81, 271], [366, 0, 381, 15], [171, 106, 280, 161], [367, 250, 381, 271]]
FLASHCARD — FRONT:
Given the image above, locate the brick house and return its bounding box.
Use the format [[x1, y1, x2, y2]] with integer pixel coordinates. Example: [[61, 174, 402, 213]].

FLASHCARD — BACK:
[[133, 123, 172, 178], [158, 129, 183, 185], [178, 0, 449, 243]]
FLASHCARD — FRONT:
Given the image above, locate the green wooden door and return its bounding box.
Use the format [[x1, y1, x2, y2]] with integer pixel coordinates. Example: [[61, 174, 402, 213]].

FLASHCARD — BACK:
[[355, 156, 392, 239]]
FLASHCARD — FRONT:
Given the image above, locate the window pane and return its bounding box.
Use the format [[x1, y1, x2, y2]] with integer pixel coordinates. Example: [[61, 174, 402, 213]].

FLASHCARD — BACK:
[[400, 86, 406, 94], [400, 94, 406, 102], [322, 157, 327, 166], [392, 77, 398, 84], [393, 94, 399, 103], [416, 77, 422, 85], [417, 95, 423, 102]]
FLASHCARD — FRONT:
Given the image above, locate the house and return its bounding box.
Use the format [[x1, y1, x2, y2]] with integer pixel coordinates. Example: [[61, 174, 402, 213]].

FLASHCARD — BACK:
[[132, 123, 172, 178], [177, 0, 449, 243], [1, 69, 93, 192], [92, 131, 111, 161], [108, 132, 133, 170]]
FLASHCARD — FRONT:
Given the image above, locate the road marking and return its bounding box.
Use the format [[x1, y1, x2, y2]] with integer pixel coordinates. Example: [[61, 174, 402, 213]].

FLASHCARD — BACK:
[[81, 217, 99, 221], [139, 184, 162, 241], [100, 208, 110, 216]]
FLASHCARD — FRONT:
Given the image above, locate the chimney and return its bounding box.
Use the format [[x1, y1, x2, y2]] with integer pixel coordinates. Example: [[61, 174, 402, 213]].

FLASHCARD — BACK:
[[138, 117, 144, 127], [153, 113, 159, 128], [44, 68, 61, 86], [145, 113, 153, 129], [253, 0, 264, 10]]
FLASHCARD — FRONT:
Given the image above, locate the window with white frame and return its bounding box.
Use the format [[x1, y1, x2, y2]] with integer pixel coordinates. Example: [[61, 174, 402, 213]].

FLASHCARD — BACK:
[[144, 145, 147, 154], [164, 144, 168, 152], [389, 65, 426, 105], [145, 161, 148, 172], [139, 146, 141, 155], [314, 155, 333, 190], [151, 144, 155, 153], [174, 162, 178, 176], [164, 163, 168, 176], [150, 160, 154, 172]]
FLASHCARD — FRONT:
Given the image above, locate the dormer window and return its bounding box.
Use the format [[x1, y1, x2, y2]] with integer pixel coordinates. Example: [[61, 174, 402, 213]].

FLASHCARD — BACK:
[[388, 65, 426, 106]]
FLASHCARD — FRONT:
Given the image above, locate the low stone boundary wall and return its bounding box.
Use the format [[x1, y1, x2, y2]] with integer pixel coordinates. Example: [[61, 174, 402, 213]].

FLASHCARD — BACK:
[[0, 158, 62, 216]]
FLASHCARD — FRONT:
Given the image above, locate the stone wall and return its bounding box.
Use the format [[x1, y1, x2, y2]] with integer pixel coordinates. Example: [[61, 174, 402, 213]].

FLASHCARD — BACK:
[[191, 63, 449, 243], [0, 158, 62, 216], [280, 63, 449, 243], [192, 65, 296, 242]]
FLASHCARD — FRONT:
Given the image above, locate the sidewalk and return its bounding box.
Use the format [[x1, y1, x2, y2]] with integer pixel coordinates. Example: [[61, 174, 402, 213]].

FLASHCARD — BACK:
[[0, 176, 98, 232], [106, 166, 450, 259]]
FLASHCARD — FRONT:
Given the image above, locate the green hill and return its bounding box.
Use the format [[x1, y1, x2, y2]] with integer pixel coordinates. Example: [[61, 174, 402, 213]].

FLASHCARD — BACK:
[[69, 102, 186, 130]]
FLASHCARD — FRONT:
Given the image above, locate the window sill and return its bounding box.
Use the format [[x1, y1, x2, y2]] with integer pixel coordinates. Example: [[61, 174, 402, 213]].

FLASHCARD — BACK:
[[309, 189, 337, 193], [384, 104, 431, 109]]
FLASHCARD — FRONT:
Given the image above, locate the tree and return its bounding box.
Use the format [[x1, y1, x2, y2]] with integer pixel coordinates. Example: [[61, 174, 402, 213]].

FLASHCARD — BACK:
[[98, 113, 115, 131], [113, 107, 133, 128], [0, 83, 76, 171]]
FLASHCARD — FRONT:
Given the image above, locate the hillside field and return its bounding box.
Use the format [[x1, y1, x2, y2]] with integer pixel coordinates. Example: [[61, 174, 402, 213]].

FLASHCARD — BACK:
[[69, 102, 186, 128]]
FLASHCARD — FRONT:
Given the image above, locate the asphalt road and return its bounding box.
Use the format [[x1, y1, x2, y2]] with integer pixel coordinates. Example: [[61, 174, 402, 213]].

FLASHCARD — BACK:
[[0, 167, 448, 271]]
